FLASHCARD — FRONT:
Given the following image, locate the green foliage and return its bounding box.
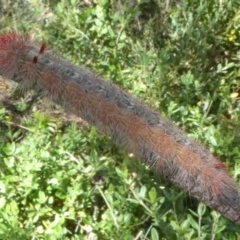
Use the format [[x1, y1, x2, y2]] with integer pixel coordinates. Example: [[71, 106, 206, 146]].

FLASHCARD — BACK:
[[1, 0, 240, 239]]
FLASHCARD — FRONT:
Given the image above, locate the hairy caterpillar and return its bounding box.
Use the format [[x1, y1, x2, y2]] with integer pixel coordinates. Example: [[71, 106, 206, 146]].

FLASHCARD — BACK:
[[0, 32, 240, 224]]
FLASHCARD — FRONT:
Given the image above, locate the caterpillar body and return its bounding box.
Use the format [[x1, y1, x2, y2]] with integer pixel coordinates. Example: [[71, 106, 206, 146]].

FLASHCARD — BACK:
[[0, 32, 240, 224]]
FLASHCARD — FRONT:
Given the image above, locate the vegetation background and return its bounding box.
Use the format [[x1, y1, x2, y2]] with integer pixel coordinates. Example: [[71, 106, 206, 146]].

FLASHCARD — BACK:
[[0, 0, 240, 239]]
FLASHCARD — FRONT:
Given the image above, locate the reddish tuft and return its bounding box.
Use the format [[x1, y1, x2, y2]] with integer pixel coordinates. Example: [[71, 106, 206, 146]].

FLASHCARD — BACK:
[[214, 163, 228, 171], [39, 43, 47, 54], [0, 32, 18, 45], [0, 32, 31, 79], [0, 32, 30, 49], [33, 56, 38, 63]]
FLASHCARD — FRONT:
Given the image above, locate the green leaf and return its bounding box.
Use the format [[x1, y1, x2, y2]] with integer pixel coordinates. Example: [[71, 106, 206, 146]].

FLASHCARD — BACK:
[[151, 227, 159, 240], [197, 203, 206, 217], [188, 215, 199, 230], [0, 197, 6, 209], [148, 187, 157, 203], [0, 223, 8, 234], [38, 191, 47, 204], [2, 143, 16, 156]]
